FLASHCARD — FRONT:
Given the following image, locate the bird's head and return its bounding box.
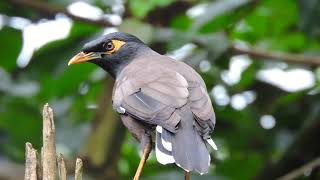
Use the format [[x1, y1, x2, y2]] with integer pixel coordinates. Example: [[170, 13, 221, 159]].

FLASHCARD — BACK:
[[68, 32, 146, 77]]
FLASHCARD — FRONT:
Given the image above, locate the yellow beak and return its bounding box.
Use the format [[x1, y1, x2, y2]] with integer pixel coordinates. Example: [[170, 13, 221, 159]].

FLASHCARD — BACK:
[[68, 52, 101, 66]]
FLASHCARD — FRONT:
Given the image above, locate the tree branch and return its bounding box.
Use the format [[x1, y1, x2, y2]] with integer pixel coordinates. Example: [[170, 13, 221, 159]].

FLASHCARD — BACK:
[[278, 157, 320, 180], [231, 44, 320, 65], [255, 118, 320, 180], [6, 0, 114, 27]]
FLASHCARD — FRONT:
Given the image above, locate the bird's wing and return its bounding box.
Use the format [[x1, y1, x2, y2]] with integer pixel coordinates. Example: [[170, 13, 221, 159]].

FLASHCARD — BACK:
[[113, 67, 189, 133], [188, 80, 216, 137]]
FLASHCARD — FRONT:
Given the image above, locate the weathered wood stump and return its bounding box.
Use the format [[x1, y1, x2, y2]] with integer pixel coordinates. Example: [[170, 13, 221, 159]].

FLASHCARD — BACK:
[[24, 104, 83, 180]]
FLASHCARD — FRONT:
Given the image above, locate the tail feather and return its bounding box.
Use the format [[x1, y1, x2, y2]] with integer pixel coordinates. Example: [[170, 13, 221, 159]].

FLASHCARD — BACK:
[[155, 109, 210, 174], [155, 127, 175, 164], [171, 116, 210, 174], [160, 126, 173, 151]]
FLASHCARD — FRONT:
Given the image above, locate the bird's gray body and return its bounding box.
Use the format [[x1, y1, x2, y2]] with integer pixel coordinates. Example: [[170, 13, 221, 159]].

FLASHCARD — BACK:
[[113, 47, 215, 173], [68, 32, 216, 174]]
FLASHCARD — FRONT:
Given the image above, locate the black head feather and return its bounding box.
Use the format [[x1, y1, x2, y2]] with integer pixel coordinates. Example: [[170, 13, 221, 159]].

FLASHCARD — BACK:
[[82, 32, 145, 53], [81, 32, 148, 78]]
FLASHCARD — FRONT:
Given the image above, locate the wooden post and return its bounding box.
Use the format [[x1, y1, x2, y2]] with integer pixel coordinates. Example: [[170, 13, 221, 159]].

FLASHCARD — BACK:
[[24, 103, 85, 180], [24, 143, 37, 180], [42, 103, 57, 180], [58, 154, 67, 180], [75, 158, 83, 180]]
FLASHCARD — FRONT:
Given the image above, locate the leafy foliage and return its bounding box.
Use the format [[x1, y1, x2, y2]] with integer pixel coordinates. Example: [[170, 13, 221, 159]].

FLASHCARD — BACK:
[[0, 27, 22, 71]]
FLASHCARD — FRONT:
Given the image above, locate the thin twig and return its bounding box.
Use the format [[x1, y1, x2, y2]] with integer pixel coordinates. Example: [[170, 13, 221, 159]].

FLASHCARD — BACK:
[[185, 171, 190, 180], [133, 143, 152, 180], [75, 158, 83, 180], [231, 45, 320, 66], [24, 143, 37, 180], [7, 0, 114, 27], [58, 154, 67, 180], [42, 103, 57, 180], [277, 157, 320, 180]]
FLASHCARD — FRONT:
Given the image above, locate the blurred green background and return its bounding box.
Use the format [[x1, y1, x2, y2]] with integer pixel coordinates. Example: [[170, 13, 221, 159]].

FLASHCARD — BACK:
[[1, 0, 320, 179]]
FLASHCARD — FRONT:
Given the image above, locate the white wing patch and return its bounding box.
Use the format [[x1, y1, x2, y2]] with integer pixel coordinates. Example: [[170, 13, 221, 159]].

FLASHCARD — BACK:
[[116, 106, 126, 114], [206, 138, 218, 151]]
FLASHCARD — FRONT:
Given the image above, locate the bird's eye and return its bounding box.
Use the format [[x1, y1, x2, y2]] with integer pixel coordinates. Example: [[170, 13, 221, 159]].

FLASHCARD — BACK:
[[103, 41, 114, 51]]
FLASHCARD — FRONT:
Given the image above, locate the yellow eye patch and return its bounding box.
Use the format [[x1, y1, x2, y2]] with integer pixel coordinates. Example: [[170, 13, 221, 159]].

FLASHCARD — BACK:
[[105, 40, 126, 55]]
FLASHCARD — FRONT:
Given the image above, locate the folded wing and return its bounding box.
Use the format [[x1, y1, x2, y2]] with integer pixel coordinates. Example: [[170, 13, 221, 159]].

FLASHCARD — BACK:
[[113, 69, 189, 132]]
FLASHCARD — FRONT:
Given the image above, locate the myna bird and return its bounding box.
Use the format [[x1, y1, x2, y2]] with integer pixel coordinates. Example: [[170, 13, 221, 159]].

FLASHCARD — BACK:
[[68, 32, 217, 180]]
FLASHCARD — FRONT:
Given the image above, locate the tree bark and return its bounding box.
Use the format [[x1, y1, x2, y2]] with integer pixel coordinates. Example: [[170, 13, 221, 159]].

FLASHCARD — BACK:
[[231, 44, 320, 65]]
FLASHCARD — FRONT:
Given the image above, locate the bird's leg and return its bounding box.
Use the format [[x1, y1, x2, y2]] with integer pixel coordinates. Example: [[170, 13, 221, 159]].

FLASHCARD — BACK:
[[185, 171, 190, 180], [133, 133, 152, 180]]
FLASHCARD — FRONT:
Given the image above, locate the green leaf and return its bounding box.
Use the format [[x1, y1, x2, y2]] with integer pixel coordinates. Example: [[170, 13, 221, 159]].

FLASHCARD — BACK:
[[170, 15, 192, 31], [119, 19, 153, 43], [271, 32, 306, 51], [192, 0, 252, 33], [235, 62, 258, 90], [299, 0, 320, 38], [0, 98, 41, 160], [129, 0, 174, 18], [199, 12, 239, 33], [69, 21, 101, 38], [0, 27, 22, 72], [27, 21, 101, 81], [217, 152, 262, 179], [275, 91, 305, 106], [231, 0, 298, 43]]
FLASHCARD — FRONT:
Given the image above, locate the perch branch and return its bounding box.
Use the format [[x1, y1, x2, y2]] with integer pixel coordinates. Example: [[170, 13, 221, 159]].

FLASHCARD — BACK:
[[255, 118, 320, 180], [42, 103, 57, 180], [185, 171, 190, 180], [133, 143, 152, 180], [278, 157, 320, 180], [6, 0, 114, 27], [75, 158, 83, 180], [24, 143, 37, 180], [231, 45, 320, 65], [58, 154, 67, 180]]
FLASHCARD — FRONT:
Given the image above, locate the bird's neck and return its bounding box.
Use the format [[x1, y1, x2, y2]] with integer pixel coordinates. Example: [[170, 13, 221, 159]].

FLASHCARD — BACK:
[[101, 60, 127, 79], [101, 45, 153, 78]]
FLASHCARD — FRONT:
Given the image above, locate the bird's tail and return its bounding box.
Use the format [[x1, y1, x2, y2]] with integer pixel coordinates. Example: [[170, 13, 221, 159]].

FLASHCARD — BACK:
[[155, 109, 211, 174]]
